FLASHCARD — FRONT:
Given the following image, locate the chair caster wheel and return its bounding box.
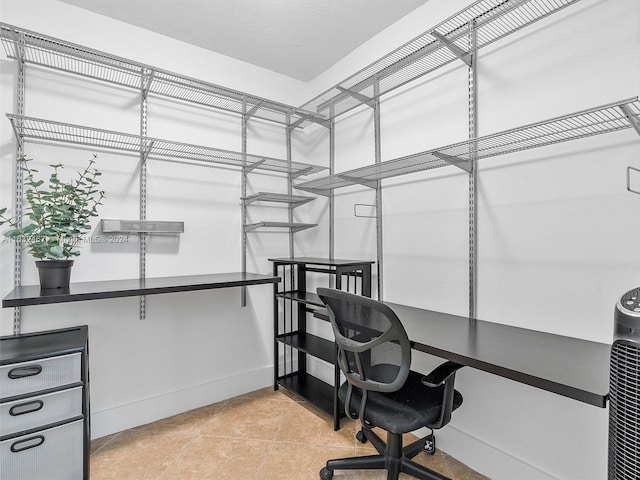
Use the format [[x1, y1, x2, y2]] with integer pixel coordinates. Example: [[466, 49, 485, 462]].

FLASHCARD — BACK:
[[356, 430, 368, 444], [424, 433, 436, 455], [320, 467, 334, 479]]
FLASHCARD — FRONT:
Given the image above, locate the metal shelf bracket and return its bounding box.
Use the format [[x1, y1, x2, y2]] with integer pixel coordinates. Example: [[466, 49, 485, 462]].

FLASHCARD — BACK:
[[288, 110, 330, 130], [245, 100, 265, 120], [620, 104, 640, 136], [336, 86, 376, 108], [338, 174, 378, 190], [432, 151, 472, 173], [431, 31, 472, 67], [244, 158, 266, 173], [290, 165, 314, 180], [141, 69, 154, 100]]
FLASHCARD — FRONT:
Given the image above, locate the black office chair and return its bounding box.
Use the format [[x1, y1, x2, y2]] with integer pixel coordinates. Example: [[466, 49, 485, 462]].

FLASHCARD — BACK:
[[317, 288, 464, 480]]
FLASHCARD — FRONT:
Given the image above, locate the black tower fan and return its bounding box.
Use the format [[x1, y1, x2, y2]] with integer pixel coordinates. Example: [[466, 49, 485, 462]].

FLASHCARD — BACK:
[[609, 287, 640, 479]]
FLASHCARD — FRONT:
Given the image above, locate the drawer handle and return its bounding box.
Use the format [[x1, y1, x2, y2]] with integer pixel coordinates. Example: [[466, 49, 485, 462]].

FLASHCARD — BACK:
[[7, 365, 42, 379], [10, 435, 45, 453], [9, 400, 44, 416]]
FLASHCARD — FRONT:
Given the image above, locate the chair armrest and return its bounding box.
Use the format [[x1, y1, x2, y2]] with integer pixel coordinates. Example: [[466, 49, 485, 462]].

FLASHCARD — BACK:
[[421, 361, 464, 387]]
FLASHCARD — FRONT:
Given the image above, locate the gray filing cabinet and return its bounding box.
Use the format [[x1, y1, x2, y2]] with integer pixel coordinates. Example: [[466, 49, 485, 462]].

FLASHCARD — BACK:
[[0, 326, 90, 480]]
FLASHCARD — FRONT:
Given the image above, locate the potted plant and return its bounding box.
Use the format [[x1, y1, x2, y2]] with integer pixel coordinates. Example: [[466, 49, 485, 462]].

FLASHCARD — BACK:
[[0, 155, 105, 289]]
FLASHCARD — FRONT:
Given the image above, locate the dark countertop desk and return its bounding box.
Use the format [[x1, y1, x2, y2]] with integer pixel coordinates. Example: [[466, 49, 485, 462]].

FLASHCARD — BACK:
[[386, 302, 611, 408], [2, 272, 280, 308]]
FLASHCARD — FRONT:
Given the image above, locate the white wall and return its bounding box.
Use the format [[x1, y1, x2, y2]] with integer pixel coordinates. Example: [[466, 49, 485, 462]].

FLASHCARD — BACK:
[[304, 1, 640, 479], [0, 0, 311, 439], [1, 1, 639, 479]]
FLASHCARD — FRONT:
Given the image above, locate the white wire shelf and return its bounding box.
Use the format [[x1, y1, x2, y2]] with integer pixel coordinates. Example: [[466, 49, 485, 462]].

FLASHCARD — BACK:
[[244, 222, 317, 233], [295, 97, 640, 195], [242, 192, 315, 207], [301, 0, 580, 119], [0, 23, 328, 129], [7, 114, 327, 176]]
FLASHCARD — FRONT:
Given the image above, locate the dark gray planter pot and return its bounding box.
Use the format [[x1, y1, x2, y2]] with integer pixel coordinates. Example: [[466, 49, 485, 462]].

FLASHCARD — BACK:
[[35, 260, 74, 289]]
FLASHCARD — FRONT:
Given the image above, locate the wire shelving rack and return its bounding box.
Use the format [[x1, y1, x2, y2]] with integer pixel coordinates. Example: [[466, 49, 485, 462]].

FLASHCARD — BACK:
[[301, 0, 580, 119], [242, 192, 315, 207], [0, 23, 328, 129], [295, 97, 640, 195], [244, 221, 317, 233], [7, 114, 327, 176]]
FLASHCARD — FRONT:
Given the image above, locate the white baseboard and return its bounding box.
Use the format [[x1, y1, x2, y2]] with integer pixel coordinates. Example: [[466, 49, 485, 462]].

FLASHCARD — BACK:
[[433, 425, 559, 480], [90, 366, 272, 439]]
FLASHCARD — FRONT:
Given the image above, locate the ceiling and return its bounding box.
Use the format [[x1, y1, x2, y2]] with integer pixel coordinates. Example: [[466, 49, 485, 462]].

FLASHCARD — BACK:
[[57, 0, 428, 82]]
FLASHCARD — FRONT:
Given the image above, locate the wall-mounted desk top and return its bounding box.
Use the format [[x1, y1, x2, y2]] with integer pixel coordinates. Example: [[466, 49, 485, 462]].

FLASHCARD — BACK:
[[386, 302, 611, 408], [2, 272, 280, 308]]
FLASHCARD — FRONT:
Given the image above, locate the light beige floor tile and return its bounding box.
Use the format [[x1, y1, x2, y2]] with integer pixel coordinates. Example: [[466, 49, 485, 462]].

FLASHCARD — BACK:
[[404, 450, 454, 479], [90, 388, 491, 480], [158, 436, 270, 480], [90, 432, 118, 455], [276, 400, 358, 447], [199, 394, 291, 440], [259, 442, 356, 480], [137, 401, 227, 435], [89, 429, 192, 480], [442, 454, 491, 480], [244, 386, 299, 403]]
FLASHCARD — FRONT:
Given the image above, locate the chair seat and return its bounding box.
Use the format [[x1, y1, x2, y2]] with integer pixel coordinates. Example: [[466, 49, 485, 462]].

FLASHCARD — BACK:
[[339, 369, 463, 435]]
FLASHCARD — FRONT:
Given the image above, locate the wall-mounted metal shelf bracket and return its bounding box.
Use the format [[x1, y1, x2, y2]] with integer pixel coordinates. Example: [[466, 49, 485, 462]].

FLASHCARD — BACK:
[[620, 105, 640, 136], [245, 100, 265, 120], [338, 174, 378, 190], [290, 165, 315, 180], [141, 139, 154, 162], [431, 31, 472, 67], [432, 151, 472, 172], [336, 87, 376, 108], [141, 70, 155, 100], [243, 158, 266, 173], [288, 110, 330, 130]]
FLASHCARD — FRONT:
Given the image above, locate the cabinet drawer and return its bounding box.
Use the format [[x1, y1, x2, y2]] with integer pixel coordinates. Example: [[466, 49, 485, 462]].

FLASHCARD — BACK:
[[0, 419, 83, 480], [0, 386, 83, 437], [0, 353, 81, 399]]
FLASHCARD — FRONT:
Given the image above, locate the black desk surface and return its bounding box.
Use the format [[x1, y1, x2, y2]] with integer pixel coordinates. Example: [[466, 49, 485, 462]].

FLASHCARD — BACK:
[[2, 272, 280, 308], [269, 257, 375, 266], [386, 302, 611, 408]]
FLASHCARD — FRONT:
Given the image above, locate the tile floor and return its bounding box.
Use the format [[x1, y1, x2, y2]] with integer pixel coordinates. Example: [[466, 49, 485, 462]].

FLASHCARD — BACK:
[[90, 387, 489, 480]]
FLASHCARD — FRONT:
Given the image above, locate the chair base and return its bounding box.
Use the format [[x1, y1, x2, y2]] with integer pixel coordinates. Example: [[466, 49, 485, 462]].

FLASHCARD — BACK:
[[319, 429, 451, 480]]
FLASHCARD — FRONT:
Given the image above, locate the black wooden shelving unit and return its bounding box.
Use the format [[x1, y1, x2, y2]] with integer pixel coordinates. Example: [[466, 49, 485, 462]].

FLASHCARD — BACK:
[[269, 257, 373, 430]]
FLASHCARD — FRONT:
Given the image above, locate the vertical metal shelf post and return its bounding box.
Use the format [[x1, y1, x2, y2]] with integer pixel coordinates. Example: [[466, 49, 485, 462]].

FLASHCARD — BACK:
[[241, 99, 248, 307], [139, 68, 151, 320], [373, 76, 383, 301], [468, 22, 478, 320], [12, 31, 25, 335], [286, 112, 294, 258], [329, 105, 335, 288]]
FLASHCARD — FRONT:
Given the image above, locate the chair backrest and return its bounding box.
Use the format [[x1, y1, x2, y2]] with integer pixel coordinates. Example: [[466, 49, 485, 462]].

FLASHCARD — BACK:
[[317, 288, 411, 394]]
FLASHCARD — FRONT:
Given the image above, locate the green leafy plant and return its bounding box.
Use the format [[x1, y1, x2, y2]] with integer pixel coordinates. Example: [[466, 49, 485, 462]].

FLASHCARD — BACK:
[[0, 155, 105, 260]]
